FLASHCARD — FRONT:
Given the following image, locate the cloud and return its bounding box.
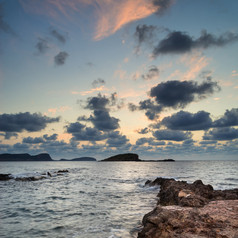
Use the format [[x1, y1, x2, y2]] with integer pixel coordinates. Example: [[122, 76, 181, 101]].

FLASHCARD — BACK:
[[50, 28, 66, 43], [142, 65, 159, 80], [153, 129, 192, 141], [0, 112, 60, 133], [136, 127, 150, 134], [106, 131, 130, 147], [66, 122, 105, 141], [88, 110, 120, 131], [20, 0, 174, 40], [84, 93, 123, 111], [80, 93, 122, 131], [134, 24, 157, 46], [136, 137, 165, 146], [203, 127, 238, 141], [150, 78, 220, 108], [153, 30, 238, 57], [0, 3, 16, 36], [130, 78, 220, 120], [43, 133, 58, 141], [0, 132, 18, 140], [35, 37, 50, 54], [161, 110, 213, 131], [213, 108, 238, 127], [54, 51, 69, 65], [23, 136, 45, 144], [22, 134, 58, 144], [92, 78, 105, 88]]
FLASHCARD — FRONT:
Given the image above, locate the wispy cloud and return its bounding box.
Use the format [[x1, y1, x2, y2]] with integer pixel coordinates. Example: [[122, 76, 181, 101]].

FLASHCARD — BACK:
[[19, 0, 174, 40]]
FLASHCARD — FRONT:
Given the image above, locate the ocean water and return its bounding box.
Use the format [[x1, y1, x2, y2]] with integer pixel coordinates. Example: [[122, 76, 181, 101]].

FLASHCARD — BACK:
[[0, 160, 237, 238]]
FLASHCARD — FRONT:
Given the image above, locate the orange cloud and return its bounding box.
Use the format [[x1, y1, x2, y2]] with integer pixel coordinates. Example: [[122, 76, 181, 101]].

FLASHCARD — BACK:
[[19, 0, 162, 40]]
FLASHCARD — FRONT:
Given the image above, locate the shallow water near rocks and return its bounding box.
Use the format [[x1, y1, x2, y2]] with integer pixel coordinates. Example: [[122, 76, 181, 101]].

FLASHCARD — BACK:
[[0, 160, 237, 238]]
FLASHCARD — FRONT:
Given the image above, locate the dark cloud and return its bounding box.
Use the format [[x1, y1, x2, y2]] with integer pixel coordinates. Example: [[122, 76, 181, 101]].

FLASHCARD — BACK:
[[106, 131, 130, 147], [131, 78, 220, 120], [54, 51, 69, 65], [23, 136, 45, 144], [142, 65, 159, 80], [43, 133, 58, 141], [134, 24, 157, 46], [89, 110, 120, 131], [161, 110, 212, 131], [50, 29, 66, 43], [152, 0, 175, 15], [84, 93, 123, 111], [199, 140, 217, 145], [213, 108, 238, 127], [153, 30, 238, 57], [0, 132, 18, 140], [128, 100, 162, 120], [136, 137, 165, 146], [77, 93, 123, 132], [0, 3, 16, 36], [66, 122, 105, 141], [136, 127, 150, 134], [36, 37, 50, 54], [150, 78, 220, 108], [0, 112, 60, 133], [203, 127, 238, 141], [153, 129, 192, 141], [92, 78, 106, 88]]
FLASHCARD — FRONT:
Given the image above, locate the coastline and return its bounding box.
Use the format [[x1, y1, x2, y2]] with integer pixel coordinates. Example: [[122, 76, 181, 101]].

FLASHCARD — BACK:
[[138, 178, 238, 238]]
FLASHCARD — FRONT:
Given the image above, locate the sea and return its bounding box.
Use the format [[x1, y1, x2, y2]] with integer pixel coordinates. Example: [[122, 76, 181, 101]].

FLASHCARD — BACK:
[[0, 160, 237, 238]]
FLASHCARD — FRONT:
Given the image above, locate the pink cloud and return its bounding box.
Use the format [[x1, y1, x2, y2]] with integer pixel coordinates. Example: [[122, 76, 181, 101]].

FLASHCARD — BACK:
[[19, 0, 165, 40]]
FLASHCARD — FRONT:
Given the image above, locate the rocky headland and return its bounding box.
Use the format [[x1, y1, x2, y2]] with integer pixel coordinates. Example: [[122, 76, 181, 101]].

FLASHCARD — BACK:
[[0, 153, 53, 161], [138, 178, 238, 238]]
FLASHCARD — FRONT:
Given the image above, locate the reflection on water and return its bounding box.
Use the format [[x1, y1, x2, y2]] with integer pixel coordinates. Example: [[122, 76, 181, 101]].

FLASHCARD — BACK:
[[0, 161, 237, 238]]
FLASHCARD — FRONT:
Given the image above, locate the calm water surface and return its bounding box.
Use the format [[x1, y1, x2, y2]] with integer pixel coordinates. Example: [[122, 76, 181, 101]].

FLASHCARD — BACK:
[[0, 161, 237, 238]]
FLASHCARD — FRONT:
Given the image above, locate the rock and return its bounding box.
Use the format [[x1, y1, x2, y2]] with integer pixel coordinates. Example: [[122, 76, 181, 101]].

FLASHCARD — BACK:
[[145, 177, 238, 207], [101, 153, 140, 162], [0, 174, 12, 180], [138, 200, 238, 238], [57, 169, 69, 173], [139, 178, 238, 237]]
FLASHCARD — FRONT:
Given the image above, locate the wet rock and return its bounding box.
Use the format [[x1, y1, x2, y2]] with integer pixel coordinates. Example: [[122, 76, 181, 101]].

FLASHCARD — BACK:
[[0, 174, 12, 180], [57, 169, 69, 173]]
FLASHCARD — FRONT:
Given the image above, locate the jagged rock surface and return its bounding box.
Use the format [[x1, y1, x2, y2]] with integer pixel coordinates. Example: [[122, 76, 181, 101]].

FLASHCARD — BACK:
[[138, 178, 238, 238]]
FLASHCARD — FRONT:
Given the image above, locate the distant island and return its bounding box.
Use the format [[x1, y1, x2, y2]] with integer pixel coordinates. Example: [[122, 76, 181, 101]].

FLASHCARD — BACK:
[[101, 153, 140, 162], [100, 153, 175, 162], [0, 153, 174, 162], [0, 153, 53, 161], [60, 157, 96, 162]]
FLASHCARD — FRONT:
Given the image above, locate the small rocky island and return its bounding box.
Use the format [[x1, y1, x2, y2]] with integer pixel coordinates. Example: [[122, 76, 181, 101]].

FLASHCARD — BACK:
[[138, 178, 238, 238], [101, 153, 175, 162], [101, 153, 140, 162]]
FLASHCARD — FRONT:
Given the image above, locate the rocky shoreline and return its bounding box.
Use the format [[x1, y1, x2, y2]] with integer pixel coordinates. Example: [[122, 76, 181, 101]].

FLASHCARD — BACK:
[[138, 178, 238, 238]]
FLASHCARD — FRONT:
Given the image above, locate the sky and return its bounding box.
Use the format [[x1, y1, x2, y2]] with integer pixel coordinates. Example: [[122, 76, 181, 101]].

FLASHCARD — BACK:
[[0, 0, 238, 160]]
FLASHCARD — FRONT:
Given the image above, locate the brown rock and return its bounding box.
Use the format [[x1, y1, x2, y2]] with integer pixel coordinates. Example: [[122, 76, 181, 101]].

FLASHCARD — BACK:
[[138, 200, 238, 238]]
